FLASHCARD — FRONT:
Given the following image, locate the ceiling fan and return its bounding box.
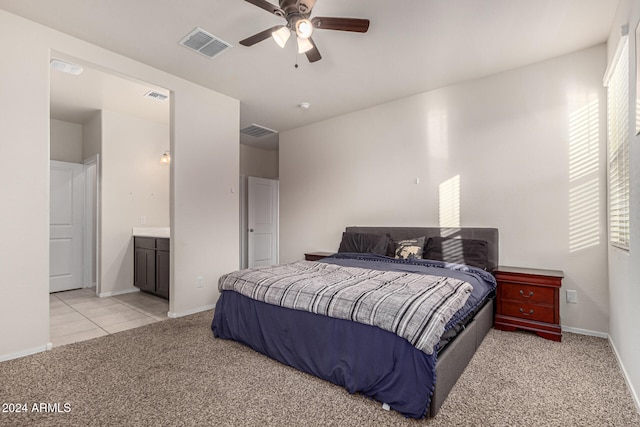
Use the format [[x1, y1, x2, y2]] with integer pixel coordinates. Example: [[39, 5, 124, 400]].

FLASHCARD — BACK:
[[239, 0, 370, 63]]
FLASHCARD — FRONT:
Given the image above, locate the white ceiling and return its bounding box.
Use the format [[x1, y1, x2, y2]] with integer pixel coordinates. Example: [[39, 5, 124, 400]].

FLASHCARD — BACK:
[[0, 0, 619, 151], [50, 60, 170, 126]]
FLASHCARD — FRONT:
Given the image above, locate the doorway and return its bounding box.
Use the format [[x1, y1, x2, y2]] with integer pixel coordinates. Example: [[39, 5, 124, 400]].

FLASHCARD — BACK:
[[48, 56, 171, 346]]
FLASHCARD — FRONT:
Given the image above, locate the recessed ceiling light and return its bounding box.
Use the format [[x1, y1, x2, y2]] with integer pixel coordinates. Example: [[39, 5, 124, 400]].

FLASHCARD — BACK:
[[299, 102, 310, 110], [50, 59, 83, 75]]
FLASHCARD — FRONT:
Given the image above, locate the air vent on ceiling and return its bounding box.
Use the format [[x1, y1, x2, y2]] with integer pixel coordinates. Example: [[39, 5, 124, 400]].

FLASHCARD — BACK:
[[144, 90, 168, 101], [240, 123, 278, 138], [179, 27, 232, 59]]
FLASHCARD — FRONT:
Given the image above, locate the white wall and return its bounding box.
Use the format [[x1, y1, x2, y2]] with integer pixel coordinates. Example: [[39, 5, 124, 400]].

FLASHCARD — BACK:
[[240, 144, 279, 179], [83, 112, 101, 160], [100, 110, 170, 295], [606, 0, 640, 411], [0, 10, 239, 360], [171, 88, 239, 316], [0, 11, 50, 360], [280, 45, 609, 334], [50, 119, 83, 163]]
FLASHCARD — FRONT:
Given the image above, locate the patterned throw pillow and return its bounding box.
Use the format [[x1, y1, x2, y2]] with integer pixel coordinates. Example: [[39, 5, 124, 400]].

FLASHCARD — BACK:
[[394, 237, 426, 260]]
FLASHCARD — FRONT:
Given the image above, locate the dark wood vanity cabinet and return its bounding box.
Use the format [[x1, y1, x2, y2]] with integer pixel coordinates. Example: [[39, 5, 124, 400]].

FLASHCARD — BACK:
[[134, 237, 169, 299]]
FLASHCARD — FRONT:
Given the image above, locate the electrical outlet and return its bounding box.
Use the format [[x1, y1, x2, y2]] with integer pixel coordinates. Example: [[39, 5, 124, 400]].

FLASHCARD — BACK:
[[196, 276, 204, 288], [566, 290, 578, 304], [140, 216, 146, 225]]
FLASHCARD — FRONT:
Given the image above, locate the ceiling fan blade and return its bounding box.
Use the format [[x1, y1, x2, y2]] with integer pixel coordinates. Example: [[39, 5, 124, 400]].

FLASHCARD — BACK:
[[244, 0, 285, 17], [240, 25, 285, 46], [305, 37, 322, 62], [311, 17, 370, 33], [296, 0, 316, 14]]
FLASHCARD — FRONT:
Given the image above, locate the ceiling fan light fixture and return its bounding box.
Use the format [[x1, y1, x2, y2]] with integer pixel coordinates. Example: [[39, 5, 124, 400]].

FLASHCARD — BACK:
[[272, 26, 291, 48], [297, 37, 314, 54], [296, 19, 313, 39]]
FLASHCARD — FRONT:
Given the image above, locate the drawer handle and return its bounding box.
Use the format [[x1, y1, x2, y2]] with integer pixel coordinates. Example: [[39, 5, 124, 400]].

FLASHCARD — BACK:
[[519, 290, 534, 298], [519, 308, 534, 316]]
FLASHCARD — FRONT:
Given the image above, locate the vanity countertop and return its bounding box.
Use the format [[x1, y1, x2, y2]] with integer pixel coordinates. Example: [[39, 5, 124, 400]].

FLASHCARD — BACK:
[[132, 227, 170, 238]]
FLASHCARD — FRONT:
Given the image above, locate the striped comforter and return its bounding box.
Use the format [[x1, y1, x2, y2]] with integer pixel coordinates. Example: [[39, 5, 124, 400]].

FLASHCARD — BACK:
[[218, 260, 472, 355]]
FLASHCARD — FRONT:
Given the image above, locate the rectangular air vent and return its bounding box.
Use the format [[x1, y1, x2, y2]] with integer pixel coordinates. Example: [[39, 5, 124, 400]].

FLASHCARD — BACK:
[[240, 123, 278, 138], [179, 27, 232, 59], [144, 90, 168, 101]]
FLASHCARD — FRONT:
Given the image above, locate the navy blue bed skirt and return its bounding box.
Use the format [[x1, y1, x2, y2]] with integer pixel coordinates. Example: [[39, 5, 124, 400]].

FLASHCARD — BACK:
[[212, 290, 437, 418]]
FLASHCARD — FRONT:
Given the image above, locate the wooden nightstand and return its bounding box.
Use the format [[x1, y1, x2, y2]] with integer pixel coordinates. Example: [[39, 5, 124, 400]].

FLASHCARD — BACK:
[[304, 251, 334, 261], [493, 266, 563, 342]]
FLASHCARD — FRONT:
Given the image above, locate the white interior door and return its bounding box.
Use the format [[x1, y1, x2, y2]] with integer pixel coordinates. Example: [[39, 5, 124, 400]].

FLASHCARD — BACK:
[[50, 160, 85, 293], [248, 176, 278, 268]]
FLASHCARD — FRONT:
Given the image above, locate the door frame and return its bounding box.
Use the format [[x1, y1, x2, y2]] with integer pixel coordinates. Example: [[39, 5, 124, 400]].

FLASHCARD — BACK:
[[239, 175, 247, 269], [83, 154, 100, 294]]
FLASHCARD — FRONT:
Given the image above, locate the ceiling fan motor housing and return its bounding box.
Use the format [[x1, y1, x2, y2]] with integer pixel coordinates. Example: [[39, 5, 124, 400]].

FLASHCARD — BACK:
[[278, 0, 311, 15], [298, 2, 311, 13]]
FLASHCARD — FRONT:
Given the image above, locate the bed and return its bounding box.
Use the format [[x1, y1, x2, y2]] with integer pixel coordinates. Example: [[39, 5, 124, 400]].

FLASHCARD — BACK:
[[212, 226, 498, 418]]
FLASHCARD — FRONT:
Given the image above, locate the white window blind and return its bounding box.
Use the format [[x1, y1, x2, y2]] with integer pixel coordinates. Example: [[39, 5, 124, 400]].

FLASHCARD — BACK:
[[606, 37, 629, 250]]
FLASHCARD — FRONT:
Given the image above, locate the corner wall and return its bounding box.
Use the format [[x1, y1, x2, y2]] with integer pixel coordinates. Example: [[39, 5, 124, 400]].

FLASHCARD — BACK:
[[606, 0, 640, 411], [280, 45, 609, 334]]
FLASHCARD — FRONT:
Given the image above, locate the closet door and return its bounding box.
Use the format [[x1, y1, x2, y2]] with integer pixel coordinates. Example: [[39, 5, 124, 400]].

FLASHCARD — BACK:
[[248, 176, 279, 268]]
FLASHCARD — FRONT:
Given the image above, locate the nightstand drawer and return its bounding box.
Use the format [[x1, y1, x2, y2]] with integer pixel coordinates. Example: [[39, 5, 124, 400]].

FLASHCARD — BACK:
[[500, 301, 555, 323], [500, 283, 554, 305]]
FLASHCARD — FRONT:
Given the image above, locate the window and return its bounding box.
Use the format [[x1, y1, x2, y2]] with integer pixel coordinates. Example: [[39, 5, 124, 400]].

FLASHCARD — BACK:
[[606, 37, 630, 250]]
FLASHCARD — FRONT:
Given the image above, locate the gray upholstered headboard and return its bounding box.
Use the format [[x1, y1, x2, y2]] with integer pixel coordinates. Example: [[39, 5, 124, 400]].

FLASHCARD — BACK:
[[345, 226, 499, 272]]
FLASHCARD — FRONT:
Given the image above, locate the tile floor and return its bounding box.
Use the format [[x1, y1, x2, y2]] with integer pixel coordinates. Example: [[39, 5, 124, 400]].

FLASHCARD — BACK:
[[49, 288, 169, 347]]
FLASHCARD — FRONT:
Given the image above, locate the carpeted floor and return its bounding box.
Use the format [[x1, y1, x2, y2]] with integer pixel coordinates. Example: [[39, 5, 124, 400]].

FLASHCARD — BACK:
[[1, 310, 638, 427]]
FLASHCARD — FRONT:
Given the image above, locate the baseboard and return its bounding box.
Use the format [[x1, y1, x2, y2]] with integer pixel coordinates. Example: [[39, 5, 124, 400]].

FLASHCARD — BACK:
[[168, 304, 216, 318], [0, 344, 50, 363], [561, 325, 608, 338], [608, 336, 640, 414], [98, 287, 139, 298]]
